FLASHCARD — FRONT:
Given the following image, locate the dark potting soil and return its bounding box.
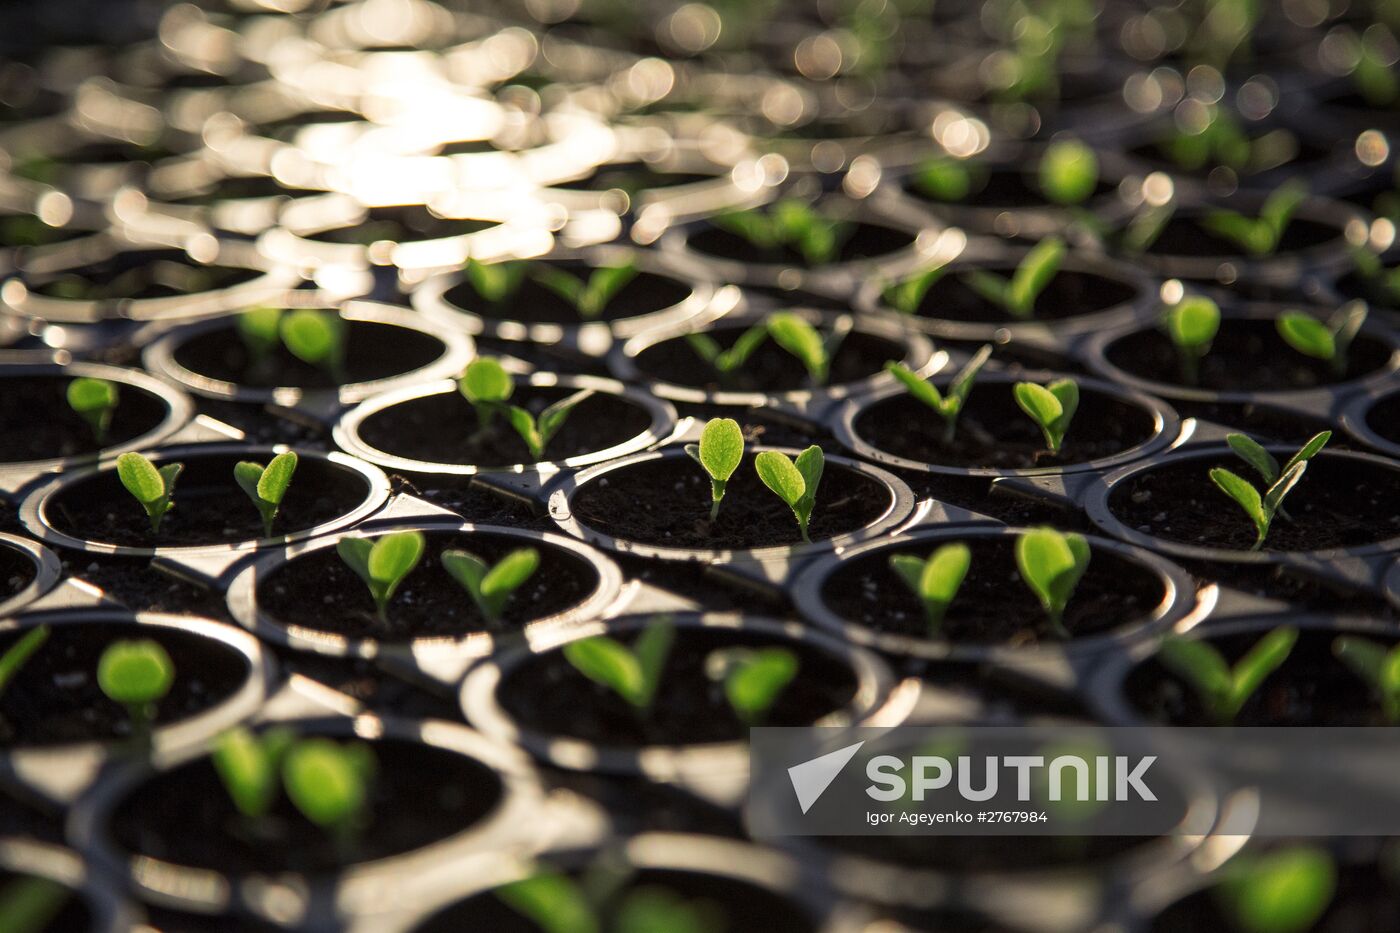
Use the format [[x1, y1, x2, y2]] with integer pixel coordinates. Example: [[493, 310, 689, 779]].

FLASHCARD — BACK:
[[1143, 214, 1340, 262], [541, 766, 747, 838], [498, 627, 859, 745], [0, 375, 169, 464], [305, 206, 494, 246], [443, 261, 692, 325], [0, 543, 37, 601], [0, 622, 250, 747], [170, 318, 446, 390], [903, 165, 1115, 210], [109, 737, 503, 874], [1127, 628, 1396, 726], [45, 453, 371, 548], [1109, 453, 1400, 552], [853, 384, 1158, 469], [418, 866, 815, 933], [686, 220, 914, 267], [1365, 391, 1400, 446], [569, 454, 892, 549], [1103, 318, 1393, 391], [33, 250, 260, 301], [631, 326, 903, 393], [819, 537, 1166, 646], [354, 386, 653, 466], [0, 872, 90, 932], [256, 530, 600, 642], [1150, 862, 1400, 933], [1172, 399, 1341, 445], [907, 268, 1139, 323]]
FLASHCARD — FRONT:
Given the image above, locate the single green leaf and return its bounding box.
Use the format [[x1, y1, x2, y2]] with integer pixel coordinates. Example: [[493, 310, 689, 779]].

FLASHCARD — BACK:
[[368, 531, 425, 591], [1333, 636, 1400, 722], [912, 156, 974, 201], [0, 626, 49, 699], [1276, 312, 1335, 361], [947, 344, 994, 412], [1217, 847, 1336, 933], [66, 377, 119, 443], [1210, 467, 1269, 548], [1121, 202, 1175, 254], [337, 536, 374, 584], [885, 362, 947, 413], [257, 451, 298, 505], [117, 452, 165, 504], [1006, 237, 1064, 317], [1262, 460, 1308, 519], [562, 636, 646, 707], [481, 548, 540, 603], [1228, 627, 1298, 715], [1281, 431, 1331, 475], [505, 405, 545, 460], [792, 445, 825, 537], [282, 739, 370, 831], [1013, 382, 1065, 451], [280, 310, 346, 376], [534, 388, 595, 455], [962, 269, 1010, 308], [1227, 433, 1280, 484], [459, 358, 514, 404], [1158, 637, 1234, 719], [444, 547, 540, 622], [695, 417, 744, 486], [712, 647, 799, 725], [1204, 211, 1273, 256], [883, 264, 947, 314], [464, 258, 527, 304], [1260, 179, 1308, 243], [237, 306, 283, 358], [890, 543, 971, 632], [1039, 139, 1099, 205], [1014, 528, 1091, 635], [767, 312, 830, 384], [496, 872, 599, 933], [755, 450, 806, 508], [580, 260, 639, 318], [212, 727, 283, 819], [97, 639, 174, 706], [530, 264, 587, 310], [1165, 297, 1221, 351]]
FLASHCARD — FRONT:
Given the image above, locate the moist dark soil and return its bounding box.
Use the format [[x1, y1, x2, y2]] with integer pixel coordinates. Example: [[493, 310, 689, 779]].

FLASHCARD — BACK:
[[1127, 628, 1398, 726], [1103, 318, 1393, 391], [498, 627, 858, 745], [1109, 453, 1400, 551], [1334, 269, 1399, 311], [443, 261, 691, 325], [0, 872, 90, 932], [853, 384, 1158, 469], [1365, 392, 1400, 447], [631, 326, 903, 393], [820, 537, 1166, 646], [419, 866, 815, 933], [354, 386, 653, 466], [1172, 399, 1341, 444], [0, 375, 168, 463], [903, 165, 1115, 210], [256, 530, 600, 642], [0, 544, 36, 601], [907, 268, 1138, 323], [555, 162, 716, 193], [569, 454, 891, 549], [171, 319, 445, 390], [1150, 862, 1400, 932], [1144, 214, 1340, 262], [686, 221, 914, 267], [305, 207, 494, 246], [0, 622, 250, 746], [32, 249, 260, 301], [45, 453, 371, 548], [110, 737, 503, 873]]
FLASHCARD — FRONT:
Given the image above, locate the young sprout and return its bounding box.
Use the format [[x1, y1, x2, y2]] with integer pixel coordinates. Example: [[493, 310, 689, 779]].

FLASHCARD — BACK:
[[766, 312, 845, 385], [498, 869, 723, 933], [1163, 296, 1221, 385], [1120, 200, 1175, 254], [911, 155, 976, 201], [280, 309, 347, 382], [754, 446, 824, 544], [458, 357, 514, 428], [885, 344, 993, 445], [1013, 378, 1079, 454], [684, 324, 769, 380], [712, 200, 852, 265], [705, 646, 799, 725], [1015, 528, 1090, 639], [212, 726, 296, 823], [961, 237, 1065, 320], [116, 452, 183, 534], [0, 875, 71, 933], [500, 389, 596, 461], [685, 417, 744, 521], [337, 531, 426, 622], [97, 638, 174, 744], [889, 543, 972, 634], [882, 261, 949, 315], [233, 451, 298, 538], [0, 626, 49, 699], [1275, 302, 1367, 377], [441, 547, 540, 624], [282, 738, 375, 841], [1210, 431, 1330, 550], [463, 257, 527, 304], [562, 617, 675, 713], [456, 358, 594, 460], [1332, 636, 1400, 723], [237, 305, 283, 372], [530, 259, 639, 320], [1038, 139, 1099, 206], [495, 870, 599, 933], [1157, 627, 1298, 724], [1216, 846, 1336, 933], [66, 377, 119, 444], [1203, 179, 1308, 257]]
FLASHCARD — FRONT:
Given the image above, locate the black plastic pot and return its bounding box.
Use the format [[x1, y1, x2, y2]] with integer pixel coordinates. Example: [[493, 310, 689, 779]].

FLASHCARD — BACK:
[[1341, 382, 1400, 459], [0, 838, 138, 932], [0, 532, 61, 617]]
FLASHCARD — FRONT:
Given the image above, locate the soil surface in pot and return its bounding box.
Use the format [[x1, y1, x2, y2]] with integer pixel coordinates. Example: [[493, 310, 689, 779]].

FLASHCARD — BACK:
[[109, 736, 504, 873], [1142, 213, 1340, 264], [422, 866, 815, 932], [355, 385, 653, 466], [44, 453, 371, 547], [1108, 453, 1400, 551], [820, 537, 1165, 646], [687, 221, 914, 267], [0, 872, 91, 931], [1103, 318, 1393, 391], [443, 261, 692, 325], [903, 165, 1116, 211], [0, 375, 169, 463], [1365, 392, 1400, 447], [853, 383, 1158, 469], [631, 326, 904, 393], [171, 318, 445, 390], [1150, 862, 1400, 933], [1126, 627, 1395, 726], [0, 622, 250, 746], [570, 453, 892, 549], [32, 250, 260, 301], [0, 544, 36, 601], [1172, 399, 1339, 444], [498, 627, 859, 745], [905, 267, 1138, 323], [257, 531, 600, 641], [304, 206, 494, 246]]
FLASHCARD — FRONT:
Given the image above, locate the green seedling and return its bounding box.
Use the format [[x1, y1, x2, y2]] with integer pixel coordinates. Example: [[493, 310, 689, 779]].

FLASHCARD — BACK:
[[1275, 303, 1367, 376], [458, 357, 514, 428], [684, 324, 769, 380], [562, 618, 675, 713], [910, 155, 978, 201], [337, 531, 426, 622], [1163, 106, 1253, 173], [212, 726, 297, 822], [0, 875, 71, 933], [1347, 25, 1400, 106], [1120, 200, 1175, 254], [283, 738, 375, 840], [889, 542, 972, 634], [882, 260, 949, 315], [685, 417, 744, 521], [1158, 627, 1298, 724], [961, 237, 1065, 319], [497, 869, 724, 933], [1203, 179, 1308, 257], [237, 305, 283, 372], [1039, 138, 1099, 206], [1215, 846, 1336, 933], [530, 259, 639, 320], [885, 344, 993, 445], [705, 646, 799, 725], [233, 451, 298, 538], [766, 312, 845, 385], [712, 199, 852, 265], [1164, 296, 1221, 385], [501, 389, 594, 460], [66, 377, 119, 444], [456, 357, 593, 459], [441, 547, 540, 624], [495, 870, 600, 933], [1015, 528, 1090, 639], [1210, 431, 1330, 550], [1013, 377, 1079, 453], [754, 445, 825, 544], [116, 452, 183, 535], [280, 309, 347, 381], [97, 638, 174, 744], [463, 257, 528, 304], [0, 627, 49, 700], [1333, 636, 1400, 723]]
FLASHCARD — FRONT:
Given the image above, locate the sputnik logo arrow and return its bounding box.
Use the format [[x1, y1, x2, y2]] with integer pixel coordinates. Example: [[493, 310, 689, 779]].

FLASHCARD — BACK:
[[788, 741, 864, 814]]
